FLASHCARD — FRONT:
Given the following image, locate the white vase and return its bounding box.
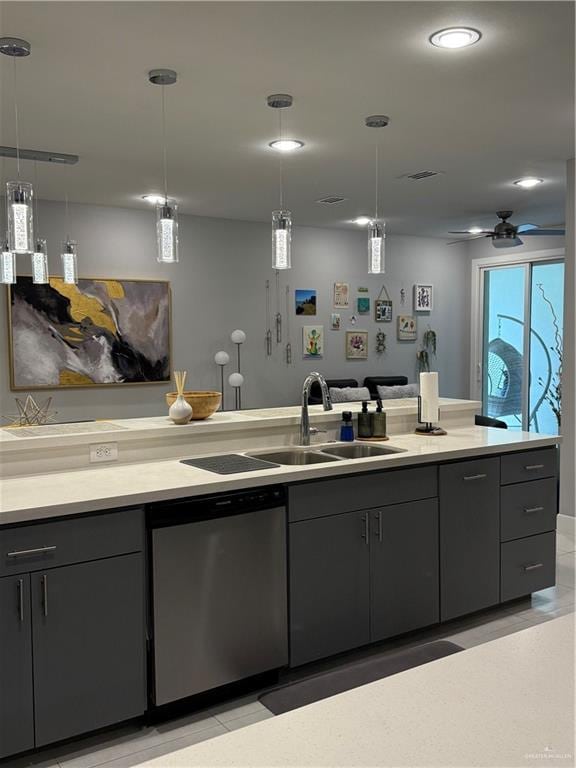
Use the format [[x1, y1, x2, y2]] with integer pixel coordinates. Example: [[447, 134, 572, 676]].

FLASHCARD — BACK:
[[169, 394, 193, 424]]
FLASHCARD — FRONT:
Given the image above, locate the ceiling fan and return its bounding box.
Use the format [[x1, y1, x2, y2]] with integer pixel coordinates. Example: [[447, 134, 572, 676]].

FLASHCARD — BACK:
[[448, 211, 565, 249]]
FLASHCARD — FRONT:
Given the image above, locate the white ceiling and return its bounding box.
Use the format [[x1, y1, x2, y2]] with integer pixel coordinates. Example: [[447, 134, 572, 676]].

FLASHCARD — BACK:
[[0, 1, 573, 236]]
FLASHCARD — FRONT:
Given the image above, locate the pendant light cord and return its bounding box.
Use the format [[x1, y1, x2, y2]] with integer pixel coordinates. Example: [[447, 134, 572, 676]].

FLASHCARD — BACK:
[[278, 108, 284, 211], [374, 142, 379, 222], [64, 166, 69, 242], [161, 84, 169, 203], [34, 161, 39, 237], [12, 56, 21, 179]]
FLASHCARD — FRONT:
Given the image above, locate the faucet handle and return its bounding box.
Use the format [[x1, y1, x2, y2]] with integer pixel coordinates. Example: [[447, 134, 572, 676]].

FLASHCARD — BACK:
[[309, 426, 327, 436]]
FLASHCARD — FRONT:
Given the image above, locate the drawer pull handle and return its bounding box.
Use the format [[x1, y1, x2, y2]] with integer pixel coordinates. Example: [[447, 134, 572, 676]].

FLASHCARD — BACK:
[[374, 510, 383, 543], [524, 562, 544, 572], [17, 578, 24, 622], [362, 513, 369, 543], [463, 473, 487, 481], [525, 464, 545, 471], [41, 575, 48, 617], [6, 545, 57, 559], [524, 506, 544, 515]]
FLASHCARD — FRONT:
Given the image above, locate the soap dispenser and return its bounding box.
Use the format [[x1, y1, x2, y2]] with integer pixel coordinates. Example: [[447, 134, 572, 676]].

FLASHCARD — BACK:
[[372, 398, 387, 438], [357, 401, 372, 438], [340, 411, 355, 442]]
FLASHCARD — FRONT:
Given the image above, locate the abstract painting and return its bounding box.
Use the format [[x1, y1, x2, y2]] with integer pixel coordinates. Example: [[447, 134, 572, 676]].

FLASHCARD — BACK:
[[8, 277, 171, 389], [302, 325, 324, 358], [357, 297, 370, 314], [295, 289, 317, 316], [346, 330, 368, 359], [397, 315, 417, 341], [414, 283, 433, 312]]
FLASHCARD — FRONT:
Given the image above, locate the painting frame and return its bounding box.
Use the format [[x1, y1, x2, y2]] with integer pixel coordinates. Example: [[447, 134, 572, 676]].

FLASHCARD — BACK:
[[7, 276, 172, 390], [357, 297, 370, 314], [414, 283, 433, 312], [397, 314, 417, 341], [295, 288, 317, 316], [345, 330, 368, 360], [333, 282, 350, 308], [302, 325, 324, 358], [375, 299, 392, 322]]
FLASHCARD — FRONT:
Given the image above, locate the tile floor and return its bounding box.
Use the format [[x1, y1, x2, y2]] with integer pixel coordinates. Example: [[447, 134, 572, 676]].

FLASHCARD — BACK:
[[5, 527, 574, 768]]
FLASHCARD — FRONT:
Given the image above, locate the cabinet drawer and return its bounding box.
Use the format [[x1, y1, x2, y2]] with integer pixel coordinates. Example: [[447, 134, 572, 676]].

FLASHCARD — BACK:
[[288, 465, 437, 522], [500, 479, 557, 542], [501, 448, 557, 485], [0, 508, 144, 577], [501, 532, 556, 602]]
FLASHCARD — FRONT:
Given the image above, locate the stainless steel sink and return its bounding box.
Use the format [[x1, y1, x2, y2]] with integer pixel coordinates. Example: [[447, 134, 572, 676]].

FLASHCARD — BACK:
[[247, 450, 341, 466], [320, 443, 404, 459]]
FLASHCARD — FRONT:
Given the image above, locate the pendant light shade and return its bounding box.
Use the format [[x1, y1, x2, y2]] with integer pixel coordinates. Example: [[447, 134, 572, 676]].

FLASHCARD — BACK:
[[61, 240, 78, 284], [368, 222, 385, 274], [32, 238, 49, 284], [156, 201, 179, 263], [6, 180, 33, 253], [272, 210, 291, 270], [1, 236, 16, 284]]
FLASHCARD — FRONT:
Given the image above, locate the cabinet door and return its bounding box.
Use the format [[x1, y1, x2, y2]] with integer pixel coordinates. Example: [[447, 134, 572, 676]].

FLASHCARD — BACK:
[[0, 574, 34, 759], [289, 511, 370, 666], [370, 499, 439, 642], [439, 458, 500, 621], [31, 554, 146, 747]]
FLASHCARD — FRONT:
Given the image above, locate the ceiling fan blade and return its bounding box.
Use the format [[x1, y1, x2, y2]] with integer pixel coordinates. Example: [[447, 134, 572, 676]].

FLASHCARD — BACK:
[[448, 230, 493, 234], [446, 235, 488, 245], [523, 228, 565, 236], [517, 223, 539, 233], [492, 237, 523, 249]]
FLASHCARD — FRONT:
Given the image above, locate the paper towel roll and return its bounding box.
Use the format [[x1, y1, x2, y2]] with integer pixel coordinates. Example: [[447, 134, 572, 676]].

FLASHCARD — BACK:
[[420, 372, 439, 424]]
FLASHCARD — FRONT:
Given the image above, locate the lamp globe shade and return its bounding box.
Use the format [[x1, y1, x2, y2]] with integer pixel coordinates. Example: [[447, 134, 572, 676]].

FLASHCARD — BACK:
[[214, 351, 230, 366], [230, 329, 246, 344], [228, 372, 245, 388]]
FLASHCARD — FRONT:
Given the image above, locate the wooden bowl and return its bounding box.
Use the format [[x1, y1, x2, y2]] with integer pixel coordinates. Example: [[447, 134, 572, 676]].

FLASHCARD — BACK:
[[165, 390, 222, 420]]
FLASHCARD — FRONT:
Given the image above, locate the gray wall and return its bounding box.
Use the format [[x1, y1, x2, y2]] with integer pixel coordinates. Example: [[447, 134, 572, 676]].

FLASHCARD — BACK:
[[0, 201, 470, 422]]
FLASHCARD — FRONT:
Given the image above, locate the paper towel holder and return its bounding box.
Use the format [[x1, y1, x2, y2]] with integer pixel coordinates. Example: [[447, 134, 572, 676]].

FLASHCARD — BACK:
[[415, 396, 447, 436]]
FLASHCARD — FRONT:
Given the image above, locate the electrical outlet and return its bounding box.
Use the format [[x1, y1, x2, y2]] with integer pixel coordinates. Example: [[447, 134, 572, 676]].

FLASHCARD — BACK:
[[89, 442, 119, 463]]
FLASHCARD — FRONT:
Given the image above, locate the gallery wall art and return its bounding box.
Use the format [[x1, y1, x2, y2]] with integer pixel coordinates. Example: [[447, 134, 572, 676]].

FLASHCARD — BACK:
[[295, 289, 317, 315], [8, 277, 171, 389], [346, 330, 368, 359], [414, 283, 433, 312], [333, 282, 349, 308], [397, 315, 417, 341], [303, 325, 324, 358]]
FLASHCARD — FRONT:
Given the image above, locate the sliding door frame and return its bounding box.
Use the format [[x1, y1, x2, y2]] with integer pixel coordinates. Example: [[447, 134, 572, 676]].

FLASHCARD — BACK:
[[470, 248, 565, 425]]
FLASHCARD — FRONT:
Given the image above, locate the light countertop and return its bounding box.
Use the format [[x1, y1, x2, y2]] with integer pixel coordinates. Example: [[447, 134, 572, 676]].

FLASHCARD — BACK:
[[0, 425, 559, 525], [139, 615, 575, 768]]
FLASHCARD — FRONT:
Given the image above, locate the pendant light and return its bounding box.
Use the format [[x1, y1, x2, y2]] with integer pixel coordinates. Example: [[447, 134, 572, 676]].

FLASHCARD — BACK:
[[267, 94, 295, 270], [149, 69, 178, 263], [365, 115, 389, 274], [31, 164, 49, 284], [0, 38, 34, 258], [1, 237, 16, 284], [61, 183, 78, 285]]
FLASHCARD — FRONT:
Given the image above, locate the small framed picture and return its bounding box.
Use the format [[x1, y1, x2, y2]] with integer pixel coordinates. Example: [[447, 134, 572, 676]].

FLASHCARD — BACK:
[[397, 315, 417, 341], [414, 283, 433, 312], [357, 297, 370, 314], [295, 289, 317, 316], [375, 299, 392, 322], [333, 282, 349, 308], [330, 313, 341, 330], [303, 326, 324, 358], [346, 330, 368, 359]]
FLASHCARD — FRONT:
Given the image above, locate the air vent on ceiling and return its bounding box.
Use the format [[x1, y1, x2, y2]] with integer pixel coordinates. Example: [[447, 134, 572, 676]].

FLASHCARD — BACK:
[[398, 170, 444, 180], [316, 195, 348, 204]]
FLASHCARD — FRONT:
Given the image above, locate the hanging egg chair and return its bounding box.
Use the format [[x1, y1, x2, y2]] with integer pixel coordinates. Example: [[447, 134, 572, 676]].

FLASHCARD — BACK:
[[486, 337, 524, 418]]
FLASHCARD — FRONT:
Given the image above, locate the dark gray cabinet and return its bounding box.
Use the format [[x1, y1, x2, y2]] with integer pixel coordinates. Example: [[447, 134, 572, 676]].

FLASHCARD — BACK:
[[31, 554, 146, 747], [439, 457, 501, 621], [0, 509, 146, 759], [370, 499, 439, 642], [0, 574, 34, 759], [289, 510, 370, 666]]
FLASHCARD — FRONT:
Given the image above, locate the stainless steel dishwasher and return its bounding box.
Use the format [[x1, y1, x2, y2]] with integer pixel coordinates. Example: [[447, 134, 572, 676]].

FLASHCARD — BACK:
[[149, 487, 288, 706]]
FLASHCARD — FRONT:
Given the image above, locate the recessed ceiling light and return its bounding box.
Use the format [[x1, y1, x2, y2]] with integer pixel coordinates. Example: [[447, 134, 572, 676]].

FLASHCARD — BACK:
[[142, 194, 166, 205], [514, 177, 544, 189], [353, 216, 372, 226], [429, 27, 481, 49], [269, 139, 304, 152], [468, 227, 483, 234]]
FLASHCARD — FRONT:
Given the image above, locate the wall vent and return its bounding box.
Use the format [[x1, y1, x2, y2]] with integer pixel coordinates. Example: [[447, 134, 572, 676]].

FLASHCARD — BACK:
[[315, 195, 348, 204], [398, 170, 444, 180]]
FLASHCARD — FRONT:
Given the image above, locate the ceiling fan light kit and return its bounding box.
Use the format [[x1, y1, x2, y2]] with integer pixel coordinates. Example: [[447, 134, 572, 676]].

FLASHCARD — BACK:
[[448, 210, 565, 248]]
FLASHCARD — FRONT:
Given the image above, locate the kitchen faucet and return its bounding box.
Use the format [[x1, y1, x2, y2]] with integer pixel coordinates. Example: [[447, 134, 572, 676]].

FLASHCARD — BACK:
[[299, 372, 333, 446]]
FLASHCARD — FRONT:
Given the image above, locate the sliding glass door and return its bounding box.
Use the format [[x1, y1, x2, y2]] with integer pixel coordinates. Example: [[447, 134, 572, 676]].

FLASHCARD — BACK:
[[480, 258, 564, 434]]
